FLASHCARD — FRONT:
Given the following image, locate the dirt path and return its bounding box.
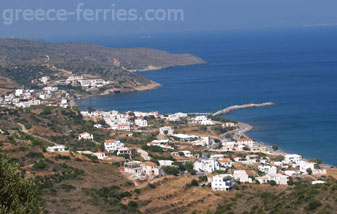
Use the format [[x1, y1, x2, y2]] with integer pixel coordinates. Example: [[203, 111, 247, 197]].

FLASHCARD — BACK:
[[18, 123, 57, 146]]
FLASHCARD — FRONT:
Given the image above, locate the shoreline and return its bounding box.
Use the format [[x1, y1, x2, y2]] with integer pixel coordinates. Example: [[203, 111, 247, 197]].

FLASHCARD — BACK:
[[237, 122, 333, 167]]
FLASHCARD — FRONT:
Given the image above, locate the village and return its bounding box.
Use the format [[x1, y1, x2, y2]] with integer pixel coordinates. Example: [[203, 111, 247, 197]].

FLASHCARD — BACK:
[[45, 108, 329, 192], [0, 75, 110, 108]]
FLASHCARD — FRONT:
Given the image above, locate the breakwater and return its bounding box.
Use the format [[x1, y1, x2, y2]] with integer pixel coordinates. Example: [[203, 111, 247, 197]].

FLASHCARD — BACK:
[[213, 102, 275, 116]]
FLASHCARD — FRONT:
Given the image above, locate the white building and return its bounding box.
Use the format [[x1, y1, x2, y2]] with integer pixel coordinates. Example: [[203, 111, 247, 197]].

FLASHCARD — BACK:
[[39, 76, 49, 84], [47, 145, 68, 153], [112, 124, 130, 131], [147, 140, 174, 150], [233, 170, 253, 183], [192, 116, 215, 125], [237, 138, 255, 147], [299, 161, 326, 175], [15, 89, 24, 97], [158, 160, 174, 166], [124, 161, 162, 179], [284, 154, 302, 164], [167, 113, 188, 121], [258, 165, 277, 175], [92, 152, 106, 160], [211, 174, 235, 191], [172, 134, 198, 142], [218, 158, 232, 168], [159, 126, 173, 135], [312, 180, 326, 185], [194, 158, 220, 173], [124, 161, 143, 177], [257, 174, 289, 185], [104, 140, 125, 153], [78, 132, 94, 141], [94, 124, 103, 129], [141, 162, 162, 178], [117, 148, 131, 156], [192, 136, 212, 147], [135, 119, 148, 127], [171, 150, 194, 158]]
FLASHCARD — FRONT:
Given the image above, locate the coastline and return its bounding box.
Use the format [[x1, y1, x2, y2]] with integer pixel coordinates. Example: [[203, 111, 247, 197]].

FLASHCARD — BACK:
[[238, 122, 332, 167]]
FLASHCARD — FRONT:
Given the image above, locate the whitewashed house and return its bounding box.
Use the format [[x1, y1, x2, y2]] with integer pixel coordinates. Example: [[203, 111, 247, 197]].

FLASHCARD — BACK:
[[92, 152, 106, 160], [159, 126, 173, 135], [167, 113, 188, 121], [257, 174, 289, 185], [94, 124, 103, 129], [171, 150, 194, 158], [158, 160, 174, 166], [211, 174, 235, 191], [222, 141, 237, 151], [218, 158, 232, 168], [284, 154, 302, 164], [237, 138, 255, 147], [172, 134, 198, 142], [233, 170, 253, 183], [15, 89, 24, 97], [135, 119, 148, 127], [117, 148, 131, 156], [104, 140, 125, 153], [232, 156, 242, 162], [115, 124, 131, 131], [147, 140, 174, 150], [47, 145, 68, 153], [194, 158, 220, 173], [141, 162, 162, 178], [299, 161, 326, 175], [149, 111, 159, 117], [192, 136, 212, 147], [78, 132, 94, 141], [192, 116, 215, 125], [258, 165, 277, 175], [124, 161, 143, 177]]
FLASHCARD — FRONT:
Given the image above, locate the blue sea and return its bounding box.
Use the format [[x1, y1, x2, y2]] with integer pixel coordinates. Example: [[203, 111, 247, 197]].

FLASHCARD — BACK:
[[75, 28, 337, 165]]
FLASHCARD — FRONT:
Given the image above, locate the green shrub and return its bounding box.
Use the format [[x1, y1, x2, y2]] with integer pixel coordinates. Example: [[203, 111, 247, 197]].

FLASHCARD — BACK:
[[33, 160, 48, 170]]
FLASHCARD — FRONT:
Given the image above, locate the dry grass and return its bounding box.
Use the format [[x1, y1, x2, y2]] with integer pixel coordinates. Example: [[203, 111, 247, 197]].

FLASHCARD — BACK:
[[131, 176, 223, 214]]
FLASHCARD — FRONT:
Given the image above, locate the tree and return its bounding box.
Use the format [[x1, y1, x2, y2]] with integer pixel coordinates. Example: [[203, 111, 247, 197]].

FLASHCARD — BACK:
[[0, 155, 41, 213], [313, 158, 322, 164], [306, 168, 313, 175], [191, 179, 199, 186], [163, 166, 180, 176], [87, 106, 95, 113], [272, 145, 279, 151], [269, 180, 277, 186]]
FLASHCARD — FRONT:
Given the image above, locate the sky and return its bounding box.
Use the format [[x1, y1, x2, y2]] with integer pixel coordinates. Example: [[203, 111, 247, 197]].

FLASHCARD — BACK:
[[1, 0, 337, 39]]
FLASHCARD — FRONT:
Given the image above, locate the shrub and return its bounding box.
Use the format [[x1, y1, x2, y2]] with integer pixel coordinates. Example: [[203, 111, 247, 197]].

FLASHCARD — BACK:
[[55, 155, 71, 160], [307, 200, 322, 211], [26, 152, 44, 159], [33, 160, 48, 170], [163, 166, 180, 176], [127, 201, 138, 209], [148, 183, 156, 189], [60, 184, 76, 192], [0, 155, 41, 213]]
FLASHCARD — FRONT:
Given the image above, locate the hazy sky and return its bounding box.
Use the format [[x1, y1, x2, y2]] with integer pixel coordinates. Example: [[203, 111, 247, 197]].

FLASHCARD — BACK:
[[1, 0, 337, 39]]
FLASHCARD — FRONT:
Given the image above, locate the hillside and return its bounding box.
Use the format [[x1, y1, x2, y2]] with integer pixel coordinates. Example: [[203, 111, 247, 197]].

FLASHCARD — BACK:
[[0, 106, 337, 214], [0, 39, 205, 70], [0, 38, 205, 95]]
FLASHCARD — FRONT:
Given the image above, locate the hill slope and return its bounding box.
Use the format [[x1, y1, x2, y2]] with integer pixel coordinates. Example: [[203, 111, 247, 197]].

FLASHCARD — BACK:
[[0, 39, 205, 95]]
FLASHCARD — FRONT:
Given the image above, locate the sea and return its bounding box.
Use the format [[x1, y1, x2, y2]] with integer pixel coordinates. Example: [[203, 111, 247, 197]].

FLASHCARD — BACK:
[[73, 27, 337, 165]]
